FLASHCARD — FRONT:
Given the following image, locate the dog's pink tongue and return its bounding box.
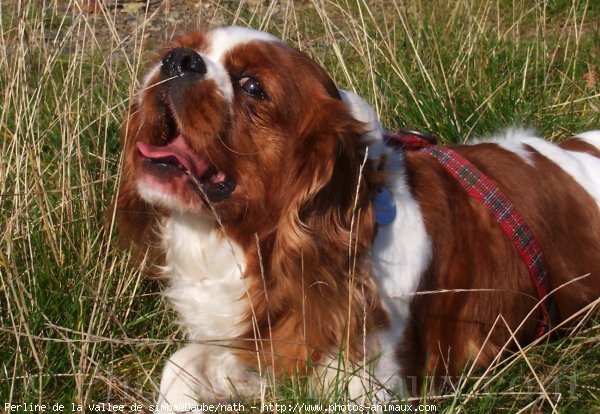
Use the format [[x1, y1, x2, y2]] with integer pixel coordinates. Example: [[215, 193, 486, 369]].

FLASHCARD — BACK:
[[136, 135, 209, 177]]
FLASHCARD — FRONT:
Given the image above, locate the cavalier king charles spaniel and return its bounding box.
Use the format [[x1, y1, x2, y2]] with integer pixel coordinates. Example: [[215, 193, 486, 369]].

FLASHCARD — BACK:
[[115, 26, 600, 411]]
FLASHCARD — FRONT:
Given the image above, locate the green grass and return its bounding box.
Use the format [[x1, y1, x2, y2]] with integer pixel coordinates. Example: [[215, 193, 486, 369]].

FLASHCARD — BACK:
[[1, 0, 599, 412]]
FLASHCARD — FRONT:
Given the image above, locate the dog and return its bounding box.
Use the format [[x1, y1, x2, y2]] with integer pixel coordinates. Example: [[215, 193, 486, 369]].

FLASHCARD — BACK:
[[115, 26, 600, 411]]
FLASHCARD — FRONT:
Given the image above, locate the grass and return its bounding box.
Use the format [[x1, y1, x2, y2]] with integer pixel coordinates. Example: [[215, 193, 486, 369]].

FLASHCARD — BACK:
[[1, 0, 599, 412]]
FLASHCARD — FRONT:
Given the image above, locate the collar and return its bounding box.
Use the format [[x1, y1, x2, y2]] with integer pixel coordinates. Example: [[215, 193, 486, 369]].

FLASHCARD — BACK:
[[373, 129, 437, 226], [386, 128, 438, 150]]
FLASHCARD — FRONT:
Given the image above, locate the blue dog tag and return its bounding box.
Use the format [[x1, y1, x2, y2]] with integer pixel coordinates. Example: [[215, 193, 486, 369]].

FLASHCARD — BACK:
[[373, 187, 396, 225]]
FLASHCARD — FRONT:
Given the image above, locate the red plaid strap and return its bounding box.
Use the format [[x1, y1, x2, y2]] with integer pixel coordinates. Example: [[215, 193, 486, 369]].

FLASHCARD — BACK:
[[419, 145, 553, 339], [386, 129, 438, 150]]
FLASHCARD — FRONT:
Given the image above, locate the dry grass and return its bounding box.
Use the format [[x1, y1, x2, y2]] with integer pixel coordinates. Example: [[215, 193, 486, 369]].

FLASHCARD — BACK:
[[1, 0, 598, 412]]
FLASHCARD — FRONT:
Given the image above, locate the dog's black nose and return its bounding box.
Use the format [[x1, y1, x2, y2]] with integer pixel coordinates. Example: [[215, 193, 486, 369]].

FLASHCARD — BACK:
[[161, 48, 207, 78]]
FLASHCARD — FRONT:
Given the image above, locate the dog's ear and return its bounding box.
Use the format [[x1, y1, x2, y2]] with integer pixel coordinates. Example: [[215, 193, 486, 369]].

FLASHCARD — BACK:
[[259, 96, 386, 366]]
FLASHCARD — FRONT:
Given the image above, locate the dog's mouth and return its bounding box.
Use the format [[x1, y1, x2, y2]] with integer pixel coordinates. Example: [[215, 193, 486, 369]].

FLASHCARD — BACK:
[[136, 134, 236, 203]]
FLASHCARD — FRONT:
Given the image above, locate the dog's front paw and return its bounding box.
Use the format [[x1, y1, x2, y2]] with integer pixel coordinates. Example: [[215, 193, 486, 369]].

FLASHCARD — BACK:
[[155, 343, 262, 413], [154, 375, 205, 414], [154, 345, 206, 413]]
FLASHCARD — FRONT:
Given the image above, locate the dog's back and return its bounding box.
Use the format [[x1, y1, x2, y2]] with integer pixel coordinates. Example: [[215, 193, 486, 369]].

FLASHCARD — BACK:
[[392, 130, 600, 384]]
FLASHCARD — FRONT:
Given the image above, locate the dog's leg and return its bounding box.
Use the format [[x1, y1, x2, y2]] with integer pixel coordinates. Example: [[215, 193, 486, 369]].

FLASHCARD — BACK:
[[154, 343, 262, 413], [154, 344, 205, 413]]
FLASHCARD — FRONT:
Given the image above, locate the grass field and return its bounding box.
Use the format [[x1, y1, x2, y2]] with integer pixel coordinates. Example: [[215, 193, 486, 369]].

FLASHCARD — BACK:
[[1, 0, 599, 412]]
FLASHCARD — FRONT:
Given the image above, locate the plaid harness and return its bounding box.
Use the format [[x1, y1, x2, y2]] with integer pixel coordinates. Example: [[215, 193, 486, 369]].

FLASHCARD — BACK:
[[386, 130, 554, 339]]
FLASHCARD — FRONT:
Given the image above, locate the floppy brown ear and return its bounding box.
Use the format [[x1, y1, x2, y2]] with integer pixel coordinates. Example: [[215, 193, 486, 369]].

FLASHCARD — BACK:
[[272, 97, 385, 313], [239, 99, 387, 374]]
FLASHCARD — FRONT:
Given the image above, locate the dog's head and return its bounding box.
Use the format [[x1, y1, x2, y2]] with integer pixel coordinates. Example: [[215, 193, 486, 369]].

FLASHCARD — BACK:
[[117, 26, 384, 247]]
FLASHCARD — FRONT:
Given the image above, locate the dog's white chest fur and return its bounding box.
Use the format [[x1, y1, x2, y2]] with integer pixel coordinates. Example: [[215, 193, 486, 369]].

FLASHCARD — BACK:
[[161, 213, 248, 340]]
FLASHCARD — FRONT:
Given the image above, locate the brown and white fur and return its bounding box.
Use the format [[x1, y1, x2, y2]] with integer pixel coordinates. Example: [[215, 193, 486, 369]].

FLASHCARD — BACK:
[[114, 26, 600, 412]]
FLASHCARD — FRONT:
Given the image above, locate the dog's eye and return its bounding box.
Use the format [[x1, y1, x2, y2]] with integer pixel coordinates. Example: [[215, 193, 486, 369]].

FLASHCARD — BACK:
[[238, 77, 266, 99]]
